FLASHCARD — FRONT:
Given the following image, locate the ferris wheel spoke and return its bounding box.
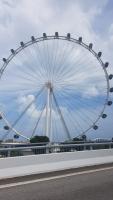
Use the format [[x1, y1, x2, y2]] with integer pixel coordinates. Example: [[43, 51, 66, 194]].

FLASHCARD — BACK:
[[53, 39, 68, 69], [0, 85, 44, 95], [56, 89, 104, 117], [15, 69, 38, 83], [60, 86, 107, 96], [54, 73, 106, 86], [12, 68, 43, 85], [57, 41, 76, 70], [44, 41, 53, 81], [53, 42, 75, 80], [24, 46, 45, 80], [2, 79, 43, 90], [52, 39, 62, 83], [18, 48, 42, 80], [55, 94, 84, 134], [31, 43, 46, 80], [68, 56, 100, 77], [39, 41, 48, 80], [30, 45, 48, 82], [56, 62, 99, 83], [57, 84, 107, 96], [71, 84, 105, 102], [68, 62, 98, 78], [63, 109, 84, 135], [34, 42, 50, 80], [54, 90, 100, 125], [53, 92, 84, 135], [46, 40, 53, 80], [11, 59, 40, 82], [69, 99, 98, 123], [50, 40, 58, 83], [56, 47, 95, 78], [54, 45, 86, 80], [53, 86, 106, 126], [43, 40, 51, 81], [54, 79, 106, 90], [68, 92, 105, 110], [55, 54, 97, 82], [48, 39, 56, 83], [57, 99, 93, 131], [52, 40, 71, 80], [50, 39, 59, 83]]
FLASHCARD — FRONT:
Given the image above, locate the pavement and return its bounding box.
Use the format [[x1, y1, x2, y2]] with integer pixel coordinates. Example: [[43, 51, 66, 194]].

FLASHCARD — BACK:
[[0, 164, 113, 200]]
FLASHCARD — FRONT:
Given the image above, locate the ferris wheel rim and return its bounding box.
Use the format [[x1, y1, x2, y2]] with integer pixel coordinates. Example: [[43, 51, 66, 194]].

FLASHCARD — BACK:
[[0, 33, 112, 140]]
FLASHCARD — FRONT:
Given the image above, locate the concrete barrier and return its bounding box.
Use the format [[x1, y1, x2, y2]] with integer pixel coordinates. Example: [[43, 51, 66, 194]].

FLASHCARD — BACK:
[[0, 149, 113, 179]]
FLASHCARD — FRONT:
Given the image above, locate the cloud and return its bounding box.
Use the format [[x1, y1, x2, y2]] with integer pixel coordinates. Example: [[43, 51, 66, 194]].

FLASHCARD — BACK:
[[0, 0, 109, 53], [17, 94, 58, 119]]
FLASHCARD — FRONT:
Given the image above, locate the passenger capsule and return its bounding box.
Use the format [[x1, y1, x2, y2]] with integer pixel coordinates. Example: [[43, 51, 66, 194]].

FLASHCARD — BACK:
[[110, 87, 113, 92], [93, 125, 98, 130], [4, 125, 10, 130], [31, 36, 35, 42], [55, 32, 59, 37], [102, 114, 107, 118], [67, 33, 71, 39], [78, 37, 82, 43], [3, 58, 7, 62], [89, 43, 93, 49], [107, 101, 112, 106], [98, 52, 102, 58], [11, 49, 15, 54], [109, 74, 113, 80], [20, 41, 24, 47], [104, 62, 109, 68], [14, 134, 19, 139], [43, 33, 47, 38]]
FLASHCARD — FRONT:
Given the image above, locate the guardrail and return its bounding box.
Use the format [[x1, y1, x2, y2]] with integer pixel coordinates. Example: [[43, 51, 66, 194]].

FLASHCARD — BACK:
[[0, 148, 113, 179], [0, 142, 113, 157]]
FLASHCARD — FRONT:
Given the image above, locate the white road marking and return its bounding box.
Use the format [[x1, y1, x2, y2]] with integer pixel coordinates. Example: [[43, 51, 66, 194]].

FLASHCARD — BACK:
[[0, 166, 113, 189]]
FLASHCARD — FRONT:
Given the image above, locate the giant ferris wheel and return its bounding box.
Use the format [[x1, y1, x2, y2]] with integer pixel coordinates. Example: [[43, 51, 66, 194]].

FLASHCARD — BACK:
[[0, 32, 113, 142]]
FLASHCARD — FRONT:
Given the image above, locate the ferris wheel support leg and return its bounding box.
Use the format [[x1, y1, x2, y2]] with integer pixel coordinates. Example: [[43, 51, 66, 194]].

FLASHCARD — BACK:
[[49, 91, 52, 142], [45, 86, 52, 141]]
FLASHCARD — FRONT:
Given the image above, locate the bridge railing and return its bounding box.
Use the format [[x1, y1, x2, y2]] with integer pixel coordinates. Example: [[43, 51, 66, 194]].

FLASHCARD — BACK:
[[0, 142, 113, 157]]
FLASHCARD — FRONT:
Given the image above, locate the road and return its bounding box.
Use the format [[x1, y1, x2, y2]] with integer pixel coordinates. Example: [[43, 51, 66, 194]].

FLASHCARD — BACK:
[[0, 165, 113, 200]]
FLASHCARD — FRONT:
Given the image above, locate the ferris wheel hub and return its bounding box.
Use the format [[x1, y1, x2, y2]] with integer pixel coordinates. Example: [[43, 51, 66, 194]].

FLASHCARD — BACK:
[[45, 82, 53, 91]]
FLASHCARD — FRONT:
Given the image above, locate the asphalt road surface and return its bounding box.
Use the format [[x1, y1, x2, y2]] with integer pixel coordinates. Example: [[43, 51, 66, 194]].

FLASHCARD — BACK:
[[0, 166, 113, 200]]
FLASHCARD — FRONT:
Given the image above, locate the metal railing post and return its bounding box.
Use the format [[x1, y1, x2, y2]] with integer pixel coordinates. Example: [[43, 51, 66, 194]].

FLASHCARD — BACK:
[[7, 150, 11, 157], [0, 142, 113, 157], [90, 145, 93, 150]]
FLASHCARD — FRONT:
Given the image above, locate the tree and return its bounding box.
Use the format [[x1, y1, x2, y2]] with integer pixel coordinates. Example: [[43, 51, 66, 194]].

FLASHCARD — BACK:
[[30, 135, 50, 155], [30, 135, 50, 143], [73, 137, 82, 142]]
